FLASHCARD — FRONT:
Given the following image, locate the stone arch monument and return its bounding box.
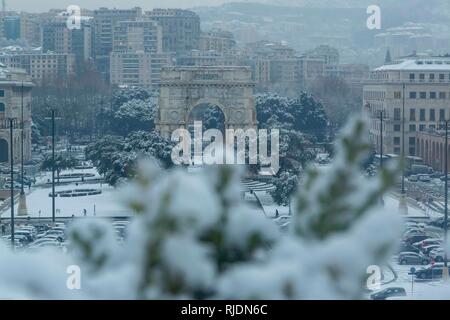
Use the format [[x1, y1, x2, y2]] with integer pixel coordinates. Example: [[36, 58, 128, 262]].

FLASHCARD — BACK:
[[156, 66, 257, 139]]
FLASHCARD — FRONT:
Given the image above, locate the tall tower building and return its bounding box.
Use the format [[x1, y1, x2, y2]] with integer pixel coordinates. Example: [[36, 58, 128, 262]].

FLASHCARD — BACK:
[[144, 9, 200, 54]]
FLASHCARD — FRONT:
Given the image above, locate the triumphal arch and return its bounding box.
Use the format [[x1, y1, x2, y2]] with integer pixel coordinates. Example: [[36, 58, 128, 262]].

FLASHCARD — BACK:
[[156, 66, 257, 139]]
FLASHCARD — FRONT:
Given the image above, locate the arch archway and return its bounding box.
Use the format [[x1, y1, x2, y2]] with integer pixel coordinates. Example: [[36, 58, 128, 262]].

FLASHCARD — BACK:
[[0, 139, 8, 162], [187, 103, 226, 133], [157, 66, 257, 139]]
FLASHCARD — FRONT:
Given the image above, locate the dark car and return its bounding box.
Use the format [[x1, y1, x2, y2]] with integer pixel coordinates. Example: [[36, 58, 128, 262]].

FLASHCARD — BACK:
[[403, 234, 430, 245], [429, 217, 450, 229], [398, 252, 430, 265], [414, 263, 450, 280], [370, 287, 407, 300], [398, 242, 421, 254]]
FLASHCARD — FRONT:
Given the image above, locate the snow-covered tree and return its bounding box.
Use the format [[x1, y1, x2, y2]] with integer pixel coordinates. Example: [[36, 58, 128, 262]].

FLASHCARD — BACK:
[[85, 131, 173, 186], [0, 117, 403, 300], [113, 99, 157, 136]]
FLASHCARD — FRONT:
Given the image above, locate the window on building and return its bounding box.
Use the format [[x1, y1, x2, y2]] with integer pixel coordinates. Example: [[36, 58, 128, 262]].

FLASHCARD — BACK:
[[430, 92, 437, 99], [420, 92, 427, 99], [394, 137, 401, 145], [409, 147, 415, 156], [394, 91, 401, 99], [419, 74, 425, 80], [394, 108, 401, 121], [0, 102, 4, 112], [0, 90, 4, 97], [409, 73, 415, 80], [409, 137, 415, 146], [419, 124, 426, 131], [429, 124, 436, 130], [420, 109, 426, 121], [440, 74, 445, 81], [410, 108, 416, 121], [409, 92, 417, 99], [409, 124, 416, 132], [430, 109, 435, 121], [394, 147, 401, 154], [439, 92, 446, 99], [430, 74, 435, 81], [440, 109, 446, 121], [394, 124, 401, 132]]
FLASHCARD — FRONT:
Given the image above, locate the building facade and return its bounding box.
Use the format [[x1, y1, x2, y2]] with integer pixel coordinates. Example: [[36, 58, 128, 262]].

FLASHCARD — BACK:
[[144, 9, 200, 54], [415, 130, 450, 171], [42, 19, 93, 66], [110, 52, 172, 88], [199, 29, 235, 55], [112, 20, 162, 53], [0, 65, 33, 164], [0, 53, 75, 85], [110, 19, 169, 88], [363, 55, 450, 157], [93, 7, 143, 76]]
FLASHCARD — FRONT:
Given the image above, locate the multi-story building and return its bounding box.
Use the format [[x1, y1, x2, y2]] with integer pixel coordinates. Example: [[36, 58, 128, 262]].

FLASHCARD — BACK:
[[144, 9, 200, 54], [199, 29, 235, 55], [415, 130, 450, 171], [112, 20, 162, 53], [176, 50, 244, 67], [110, 52, 172, 88], [306, 45, 340, 65], [0, 52, 75, 85], [3, 15, 20, 40], [93, 7, 143, 76], [110, 19, 168, 88], [325, 63, 370, 93], [0, 65, 33, 164], [363, 55, 450, 157], [19, 13, 42, 46], [42, 18, 93, 67]]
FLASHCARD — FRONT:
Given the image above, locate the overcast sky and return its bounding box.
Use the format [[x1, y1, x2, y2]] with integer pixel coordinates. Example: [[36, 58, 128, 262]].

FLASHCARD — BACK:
[[9, 0, 233, 12]]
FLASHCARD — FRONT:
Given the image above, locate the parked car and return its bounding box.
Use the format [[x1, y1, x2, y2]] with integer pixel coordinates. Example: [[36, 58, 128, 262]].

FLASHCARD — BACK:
[[370, 287, 407, 300], [398, 242, 421, 254], [408, 175, 418, 182], [429, 217, 450, 229], [414, 263, 450, 280], [413, 238, 442, 248], [398, 252, 430, 265], [429, 248, 449, 263], [418, 174, 431, 182], [403, 234, 430, 245], [420, 244, 442, 255]]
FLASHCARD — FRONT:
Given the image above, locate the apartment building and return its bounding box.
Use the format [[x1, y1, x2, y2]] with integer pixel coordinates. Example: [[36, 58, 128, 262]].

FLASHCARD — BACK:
[[93, 7, 143, 77], [0, 52, 75, 85], [144, 9, 200, 54], [363, 55, 450, 158], [0, 65, 33, 164]]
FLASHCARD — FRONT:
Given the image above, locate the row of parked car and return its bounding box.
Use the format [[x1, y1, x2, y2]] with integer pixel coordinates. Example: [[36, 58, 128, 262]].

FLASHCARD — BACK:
[[397, 221, 449, 280], [1, 219, 130, 250], [1, 223, 67, 250]]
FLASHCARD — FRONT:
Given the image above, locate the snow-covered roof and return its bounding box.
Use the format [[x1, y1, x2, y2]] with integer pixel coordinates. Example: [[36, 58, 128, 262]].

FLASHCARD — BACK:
[[374, 58, 450, 71]]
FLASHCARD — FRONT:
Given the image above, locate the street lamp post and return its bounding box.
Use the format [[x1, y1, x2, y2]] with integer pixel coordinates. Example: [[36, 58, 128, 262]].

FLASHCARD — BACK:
[[377, 109, 387, 169], [45, 109, 61, 223], [442, 119, 449, 281], [399, 83, 408, 214], [7, 118, 17, 248], [18, 81, 28, 216]]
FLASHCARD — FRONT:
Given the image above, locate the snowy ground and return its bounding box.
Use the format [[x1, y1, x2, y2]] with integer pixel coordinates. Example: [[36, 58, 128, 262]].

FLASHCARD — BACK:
[[375, 260, 449, 299], [1, 168, 130, 219]]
